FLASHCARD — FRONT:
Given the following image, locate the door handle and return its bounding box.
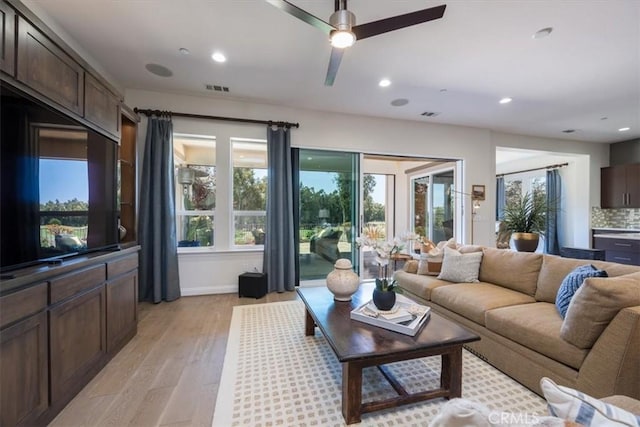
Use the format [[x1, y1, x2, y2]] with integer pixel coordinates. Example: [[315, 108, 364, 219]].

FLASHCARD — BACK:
[[623, 193, 626, 205], [614, 242, 632, 247]]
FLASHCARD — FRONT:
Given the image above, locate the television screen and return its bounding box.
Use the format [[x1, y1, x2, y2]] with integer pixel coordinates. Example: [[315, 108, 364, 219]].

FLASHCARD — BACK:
[[1, 84, 119, 272]]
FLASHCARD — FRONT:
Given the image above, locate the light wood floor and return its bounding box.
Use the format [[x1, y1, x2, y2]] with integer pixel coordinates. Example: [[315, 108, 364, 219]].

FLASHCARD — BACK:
[[50, 291, 299, 427]]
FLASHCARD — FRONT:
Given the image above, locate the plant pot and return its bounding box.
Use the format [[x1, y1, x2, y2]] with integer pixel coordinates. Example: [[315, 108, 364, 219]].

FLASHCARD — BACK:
[[372, 288, 396, 311], [512, 232, 539, 252]]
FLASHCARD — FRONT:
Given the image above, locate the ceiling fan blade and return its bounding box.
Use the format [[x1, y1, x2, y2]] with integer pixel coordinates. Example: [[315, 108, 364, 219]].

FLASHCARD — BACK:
[[265, 0, 335, 35], [352, 4, 446, 40], [324, 48, 344, 86]]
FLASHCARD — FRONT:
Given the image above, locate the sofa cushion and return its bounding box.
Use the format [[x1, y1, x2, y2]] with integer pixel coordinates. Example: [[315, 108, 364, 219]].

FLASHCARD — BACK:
[[536, 255, 640, 303], [540, 377, 640, 426], [478, 248, 542, 296], [561, 271, 640, 349], [431, 282, 536, 326], [555, 264, 608, 318], [394, 270, 452, 301], [437, 247, 483, 283], [485, 302, 588, 369]]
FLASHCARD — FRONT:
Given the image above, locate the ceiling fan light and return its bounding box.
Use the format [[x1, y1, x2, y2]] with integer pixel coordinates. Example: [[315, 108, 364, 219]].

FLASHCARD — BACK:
[[330, 30, 356, 48]]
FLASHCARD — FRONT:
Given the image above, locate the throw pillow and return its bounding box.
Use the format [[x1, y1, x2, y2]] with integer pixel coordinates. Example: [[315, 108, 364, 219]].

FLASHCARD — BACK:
[[437, 247, 483, 283], [403, 259, 419, 274], [540, 377, 640, 426], [555, 265, 608, 318], [560, 271, 640, 349], [417, 253, 440, 276]]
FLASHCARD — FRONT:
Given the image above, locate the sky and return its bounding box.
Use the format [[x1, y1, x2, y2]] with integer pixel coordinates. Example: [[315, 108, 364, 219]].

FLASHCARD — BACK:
[[39, 159, 88, 203]]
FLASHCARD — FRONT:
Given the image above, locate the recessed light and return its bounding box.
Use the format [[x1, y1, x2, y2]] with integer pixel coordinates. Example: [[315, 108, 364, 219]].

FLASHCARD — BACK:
[[379, 78, 391, 87], [532, 27, 553, 39], [390, 98, 409, 107], [618, 127, 631, 132], [211, 52, 227, 63], [145, 63, 173, 77], [179, 47, 190, 55], [499, 97, 512, 104]]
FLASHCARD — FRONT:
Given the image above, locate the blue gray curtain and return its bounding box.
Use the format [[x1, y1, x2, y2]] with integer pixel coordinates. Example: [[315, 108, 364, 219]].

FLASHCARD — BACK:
[[545, 169, 561, 255], [263, 126, 295, 292], [496, 176, 505, 220], [139, 115, 181, 302]]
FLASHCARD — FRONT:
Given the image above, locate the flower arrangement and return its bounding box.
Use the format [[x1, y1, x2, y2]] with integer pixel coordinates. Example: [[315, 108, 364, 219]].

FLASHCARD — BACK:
[[356, 231, 420, 292]]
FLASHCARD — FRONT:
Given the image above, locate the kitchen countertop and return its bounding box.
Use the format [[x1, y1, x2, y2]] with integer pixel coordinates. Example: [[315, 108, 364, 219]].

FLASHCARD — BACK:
[[592, 227, 640, 232], [593, 233, 640, 240]]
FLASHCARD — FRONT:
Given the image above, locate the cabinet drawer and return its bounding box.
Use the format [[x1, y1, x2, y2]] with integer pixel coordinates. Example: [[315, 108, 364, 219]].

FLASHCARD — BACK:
[[0, 282, 47, 329], [594, 237, 640, 252], [16, 16, 84, 115], [605, 251, 640, 266], [50, 264, 106, 304], [107, 254, 138, 279]]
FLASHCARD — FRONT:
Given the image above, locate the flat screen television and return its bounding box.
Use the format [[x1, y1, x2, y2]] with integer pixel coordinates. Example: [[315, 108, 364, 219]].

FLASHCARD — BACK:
[[1, 84, 119, 272]]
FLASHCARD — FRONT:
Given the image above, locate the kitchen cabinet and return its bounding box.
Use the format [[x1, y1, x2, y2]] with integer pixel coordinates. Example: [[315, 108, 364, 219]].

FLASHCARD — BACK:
[[84, 72, 120, 138], [106, 253, 138, 353], [601, 163, 640, 208], [594, 235, 640, 266]]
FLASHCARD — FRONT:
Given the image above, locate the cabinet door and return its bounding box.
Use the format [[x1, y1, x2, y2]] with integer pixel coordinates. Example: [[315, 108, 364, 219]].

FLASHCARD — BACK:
[[49, 285, 106, 405], [0, 311, 48, 427], [0, 1, 15, 76], [106, 270, 138, 353], [84, 73, 121, 138], [16, 16, 84, 115], [601, 165, 627, 208], [626, 163, 640, 208]]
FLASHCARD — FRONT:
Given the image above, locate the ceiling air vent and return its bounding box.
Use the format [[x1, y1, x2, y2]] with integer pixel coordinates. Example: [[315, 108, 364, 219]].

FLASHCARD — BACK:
[[421, 111, 440, 117], [562, 129, 576, 133], [205, 84, 229, 92]]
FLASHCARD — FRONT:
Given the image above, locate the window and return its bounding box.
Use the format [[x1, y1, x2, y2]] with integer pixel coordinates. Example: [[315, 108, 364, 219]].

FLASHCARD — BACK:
[[232, 139, 267, 246], [174, 134, 216, 248]]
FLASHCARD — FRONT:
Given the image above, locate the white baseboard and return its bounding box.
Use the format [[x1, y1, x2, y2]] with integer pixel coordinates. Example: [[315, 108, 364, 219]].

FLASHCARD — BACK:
[[181, 284, 237, 296]]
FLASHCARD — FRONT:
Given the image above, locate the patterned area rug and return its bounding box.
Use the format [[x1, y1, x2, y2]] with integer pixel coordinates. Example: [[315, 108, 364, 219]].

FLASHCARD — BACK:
[[212, 300, 547, 426]]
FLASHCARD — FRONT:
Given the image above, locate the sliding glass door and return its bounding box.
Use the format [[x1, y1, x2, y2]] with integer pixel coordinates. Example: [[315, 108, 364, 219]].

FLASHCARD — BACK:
[[297, 149, 359, 281]]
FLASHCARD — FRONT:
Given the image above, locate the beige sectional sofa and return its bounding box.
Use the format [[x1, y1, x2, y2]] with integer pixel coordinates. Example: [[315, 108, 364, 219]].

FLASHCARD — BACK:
[[394, 248, 640, 400]]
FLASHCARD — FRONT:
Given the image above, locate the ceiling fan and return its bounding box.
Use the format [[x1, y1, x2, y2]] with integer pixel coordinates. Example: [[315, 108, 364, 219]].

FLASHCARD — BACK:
[[265, 0, 446, 86]]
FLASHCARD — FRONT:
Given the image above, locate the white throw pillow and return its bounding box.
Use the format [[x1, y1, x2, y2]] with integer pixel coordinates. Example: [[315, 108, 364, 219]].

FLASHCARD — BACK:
[[437, 246, 483, 283], [540, 377, 640, 427]]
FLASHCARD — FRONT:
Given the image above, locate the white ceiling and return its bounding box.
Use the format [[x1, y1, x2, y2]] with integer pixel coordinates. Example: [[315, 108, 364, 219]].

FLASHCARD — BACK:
[[24, 0, 640, 143]]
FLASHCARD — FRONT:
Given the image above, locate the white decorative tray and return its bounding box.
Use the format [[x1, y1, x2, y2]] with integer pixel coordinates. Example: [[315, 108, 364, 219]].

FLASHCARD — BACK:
[[350, 294, 431, 336]]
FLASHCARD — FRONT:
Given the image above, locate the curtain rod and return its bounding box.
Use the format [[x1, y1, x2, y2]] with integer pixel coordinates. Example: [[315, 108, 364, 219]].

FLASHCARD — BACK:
[[496, 162, 568, 178], [133, 108, 300, 129]]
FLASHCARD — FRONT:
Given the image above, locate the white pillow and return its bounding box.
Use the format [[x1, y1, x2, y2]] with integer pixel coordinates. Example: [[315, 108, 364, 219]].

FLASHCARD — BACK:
[[437, 246, 483, 283], [540, 377, 640, 427]]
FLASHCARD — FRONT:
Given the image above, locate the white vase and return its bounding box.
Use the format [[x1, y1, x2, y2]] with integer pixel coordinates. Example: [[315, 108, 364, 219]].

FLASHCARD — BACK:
[[326, 258, 360, 301]]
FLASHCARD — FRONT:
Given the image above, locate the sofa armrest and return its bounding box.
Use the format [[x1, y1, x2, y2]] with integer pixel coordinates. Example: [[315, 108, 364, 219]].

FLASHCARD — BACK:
[[577, 306, 640, 399]]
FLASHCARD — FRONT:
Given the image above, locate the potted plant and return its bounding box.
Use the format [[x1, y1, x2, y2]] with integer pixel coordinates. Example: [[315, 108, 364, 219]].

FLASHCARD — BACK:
[[501, 192, 546, 252]]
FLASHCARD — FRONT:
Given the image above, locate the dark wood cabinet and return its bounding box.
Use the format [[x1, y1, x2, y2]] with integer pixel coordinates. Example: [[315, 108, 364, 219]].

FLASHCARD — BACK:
[[84, 72, 120, 138], [594, 236, 640, 266], [601, 163, 640, 208], [119, 108, 138, 243], [49, 284, 107, 405], [106, 254, 138, 353], [0, 285, 48, 427], [0, 1, 15, 76], [16, 16, 84, 115]]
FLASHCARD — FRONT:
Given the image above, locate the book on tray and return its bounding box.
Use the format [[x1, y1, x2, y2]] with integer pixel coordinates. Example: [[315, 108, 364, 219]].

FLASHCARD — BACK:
[[350, 295, 431, 336]]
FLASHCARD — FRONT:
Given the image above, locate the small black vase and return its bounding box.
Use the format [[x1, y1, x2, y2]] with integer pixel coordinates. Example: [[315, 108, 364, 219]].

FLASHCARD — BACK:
[[372, 288, 396, 311]]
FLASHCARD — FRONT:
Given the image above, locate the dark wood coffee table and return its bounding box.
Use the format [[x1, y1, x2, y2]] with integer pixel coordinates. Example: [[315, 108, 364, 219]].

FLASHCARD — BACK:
[[297, 284, 480, 424]]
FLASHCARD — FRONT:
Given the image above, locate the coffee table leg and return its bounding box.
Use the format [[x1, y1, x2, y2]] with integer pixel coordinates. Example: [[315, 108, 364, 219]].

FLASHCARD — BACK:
[[441, 346, 463, 398], [304, 308, 315, 336], [342, 362, 362, 425]]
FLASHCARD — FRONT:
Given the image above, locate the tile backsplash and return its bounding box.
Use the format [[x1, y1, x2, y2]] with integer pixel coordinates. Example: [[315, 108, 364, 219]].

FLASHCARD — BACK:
[[591, 207, 640, 229]]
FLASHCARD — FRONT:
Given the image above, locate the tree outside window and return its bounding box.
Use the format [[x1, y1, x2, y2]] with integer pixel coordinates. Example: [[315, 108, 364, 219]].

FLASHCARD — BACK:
[[232, 140, 267, 246]]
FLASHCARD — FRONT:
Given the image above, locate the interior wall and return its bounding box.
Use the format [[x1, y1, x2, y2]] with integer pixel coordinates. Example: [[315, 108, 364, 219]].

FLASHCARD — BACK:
[[127, 89, 609, 294]]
